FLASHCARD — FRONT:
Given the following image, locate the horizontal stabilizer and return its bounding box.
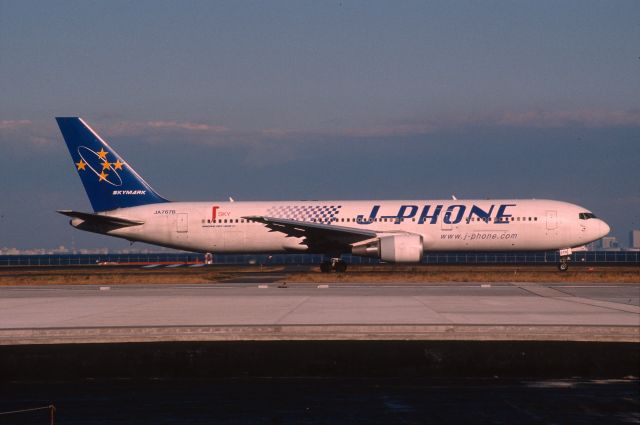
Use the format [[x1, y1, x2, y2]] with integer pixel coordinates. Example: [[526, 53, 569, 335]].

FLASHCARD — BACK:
[[57, 210, 144, 227]]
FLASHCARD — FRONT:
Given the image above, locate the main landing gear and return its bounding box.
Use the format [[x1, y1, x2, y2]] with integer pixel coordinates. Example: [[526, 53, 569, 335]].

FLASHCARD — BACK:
[[320, 258, 347, 273]]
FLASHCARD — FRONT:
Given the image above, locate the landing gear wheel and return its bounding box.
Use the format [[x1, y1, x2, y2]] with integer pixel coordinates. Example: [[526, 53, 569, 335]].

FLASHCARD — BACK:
[[558, 261, 569, 272], [334, 261, 347, 273], [320, 262, 332, 273]]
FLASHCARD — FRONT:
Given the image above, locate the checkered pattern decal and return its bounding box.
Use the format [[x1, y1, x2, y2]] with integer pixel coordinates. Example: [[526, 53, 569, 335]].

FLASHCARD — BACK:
[[267, 205, 342, 224]]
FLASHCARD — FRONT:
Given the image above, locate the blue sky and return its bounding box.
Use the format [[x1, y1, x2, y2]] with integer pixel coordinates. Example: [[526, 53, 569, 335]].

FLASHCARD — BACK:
[[1, 0, 639, 249]]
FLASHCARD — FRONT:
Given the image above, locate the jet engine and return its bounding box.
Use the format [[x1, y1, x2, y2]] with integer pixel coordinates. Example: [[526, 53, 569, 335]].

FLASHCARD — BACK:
[[352, 234, 423, 263]]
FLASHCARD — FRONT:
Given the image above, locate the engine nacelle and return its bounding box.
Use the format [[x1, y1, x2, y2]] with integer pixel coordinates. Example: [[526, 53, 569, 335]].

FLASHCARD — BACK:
[[352, 234, 423, 263]]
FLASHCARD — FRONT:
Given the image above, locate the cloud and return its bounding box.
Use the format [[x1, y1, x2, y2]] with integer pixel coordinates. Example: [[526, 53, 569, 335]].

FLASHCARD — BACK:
[[0, 120, 31, 130], [146, 120, 228, 132], [495, 109, 640, 128], [337, 109, 640, 140], [101, 120, 227, 136], [86, 109, 640, 167], [0, 119, 57, 150], [4, 108, 639, 160], [95, 120, 231, 145], [342, 124, 438, 138], [82, 108, 640, 147]]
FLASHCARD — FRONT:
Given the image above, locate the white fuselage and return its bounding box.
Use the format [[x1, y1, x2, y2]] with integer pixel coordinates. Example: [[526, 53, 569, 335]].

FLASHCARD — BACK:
[[82, 199, 609, 254]]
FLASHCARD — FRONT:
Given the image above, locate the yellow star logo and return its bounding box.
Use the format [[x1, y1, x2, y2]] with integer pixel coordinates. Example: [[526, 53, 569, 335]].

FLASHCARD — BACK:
[[76, 159, 86, 171], [97, 148, 108, 159], [99, 171, 109, 182], [113, 159, 124, 170], [102, 161, 112, 170]]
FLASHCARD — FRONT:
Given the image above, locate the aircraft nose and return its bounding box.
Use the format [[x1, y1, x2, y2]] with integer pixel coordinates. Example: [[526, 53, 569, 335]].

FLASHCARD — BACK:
[[598, 219, 610, 238]]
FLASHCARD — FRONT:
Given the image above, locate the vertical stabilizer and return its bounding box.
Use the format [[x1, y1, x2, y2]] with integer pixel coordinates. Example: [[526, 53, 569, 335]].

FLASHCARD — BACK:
[[56, 117, 169, 212]]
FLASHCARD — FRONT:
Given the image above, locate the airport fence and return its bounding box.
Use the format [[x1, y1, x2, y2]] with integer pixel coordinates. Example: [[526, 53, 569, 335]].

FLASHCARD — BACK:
[[0, 251, 639, 267]]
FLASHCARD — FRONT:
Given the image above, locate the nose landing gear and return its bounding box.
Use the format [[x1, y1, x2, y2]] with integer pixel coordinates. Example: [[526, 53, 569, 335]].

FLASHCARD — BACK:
[[558, 260, 569, 272], [557, 248, 572, 272]]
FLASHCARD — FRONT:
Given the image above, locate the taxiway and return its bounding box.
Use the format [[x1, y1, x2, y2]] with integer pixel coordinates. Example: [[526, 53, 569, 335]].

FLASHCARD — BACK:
[[1, 282, 637, 345]]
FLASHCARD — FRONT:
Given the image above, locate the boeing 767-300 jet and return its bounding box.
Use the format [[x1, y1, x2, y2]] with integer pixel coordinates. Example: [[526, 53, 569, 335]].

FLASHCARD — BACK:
[[56, 117, 610, 272]]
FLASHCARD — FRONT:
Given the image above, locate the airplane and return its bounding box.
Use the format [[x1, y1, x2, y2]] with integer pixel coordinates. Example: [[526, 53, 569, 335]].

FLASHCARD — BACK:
[[56, 117, 610, 272]]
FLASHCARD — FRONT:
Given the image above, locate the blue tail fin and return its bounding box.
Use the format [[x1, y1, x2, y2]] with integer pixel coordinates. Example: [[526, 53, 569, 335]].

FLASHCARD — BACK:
[[56, 117, 169, 212]]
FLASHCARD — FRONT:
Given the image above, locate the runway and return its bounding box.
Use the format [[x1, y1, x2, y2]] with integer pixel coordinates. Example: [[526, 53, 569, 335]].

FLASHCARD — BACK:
[[0, 282, 638, 345]]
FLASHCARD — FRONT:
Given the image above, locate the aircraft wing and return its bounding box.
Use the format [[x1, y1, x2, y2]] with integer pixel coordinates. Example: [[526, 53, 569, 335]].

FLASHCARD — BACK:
[[57, 210, 144, 228], [244, 215, 378, 252]]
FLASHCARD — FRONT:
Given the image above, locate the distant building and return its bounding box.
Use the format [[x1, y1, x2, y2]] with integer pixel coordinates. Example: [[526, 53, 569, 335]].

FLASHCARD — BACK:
[[599, 236, 621, 251], [584, 241, 598, 251], [630, 230, 640, 249]]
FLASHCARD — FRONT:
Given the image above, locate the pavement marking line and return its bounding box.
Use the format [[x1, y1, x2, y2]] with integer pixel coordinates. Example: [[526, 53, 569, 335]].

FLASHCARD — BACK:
[[273, 296, 311, 324], [552, 297, 640, 315], [410, 296, 453, 324], [51, 297, 160, 328], [514, 283, 640, 315], [554, 285, 631, 288], [517, 284, 571, 298]]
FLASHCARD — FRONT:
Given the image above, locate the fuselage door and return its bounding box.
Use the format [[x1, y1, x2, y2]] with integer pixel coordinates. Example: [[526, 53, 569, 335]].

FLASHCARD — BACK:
[[177, 213, 188, 233], [546, 210, 557, 230]]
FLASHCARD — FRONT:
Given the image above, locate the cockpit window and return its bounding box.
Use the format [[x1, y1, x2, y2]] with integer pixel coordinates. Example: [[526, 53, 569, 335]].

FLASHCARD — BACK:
[[579, 212, 597, 220]]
